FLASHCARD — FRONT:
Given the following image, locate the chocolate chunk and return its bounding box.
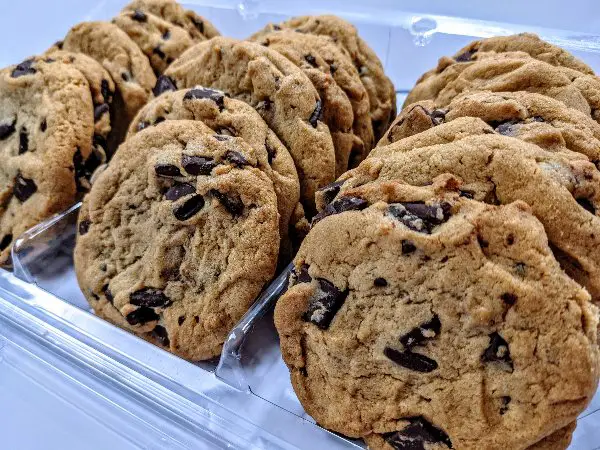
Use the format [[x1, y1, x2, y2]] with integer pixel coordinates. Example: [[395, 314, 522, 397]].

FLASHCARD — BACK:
[[79, 219, 91, 235], [183, 87, 225, 111], [455, 49, 476, 62], [153, 46, 166, 59], [0, 234, 12, 251], [477, 235, 489, 248], [577, 197, 596, 215], [384, 347, 438, 372], [374, 277, 387, 287], [40, 119, 47, 132], [162, 30, 171, 40], [506, 233, 515, 245], [317, 180, 345, 205], [100, 79, 112, 103], [482, 332, 513, 369], [55, 40, 64, 50], [182, 154, 216, 175], [14, 172, 37, 201], [153, 75, 177, 97], [72, 148, 90, 192], [11, 59, 36, 78], [273, 24, 281, 31], [194, 315, 200, 323], [428, 109, 446, 125], [18, 128, 28, 154], [121, 71, 131, 82], [302, 278, 348, 329], [265, 139, 276, 164], [329, 63, 337, 74], [151, 325, 170, 347], [500, 293, 517, 305], [401, 240, 417, 254], [459, 190, 474, 199], [155, 164, 182, 177], [223, 150, 249, 167], [0, 118, 16, 141], [387, 202, 451, 234], [500, 396, 511, 415], [291, 263, 312, 286], [210, 189, 244, 216], [130, 287, 171, 308], [132, 9, 147, 22], [383, 417, 452, 450], [174, 194, 205, 220], [312, 196, 368, 225], [165, 183, 195, 201], [304, 54, 318, 67], [399, 315, 441, 349], [94, 104, 110, 122], [309, 100, 323, 128], [126, 306, 159, 325], [103, 285, 114, 304], [191, 16, 204, 34], [153, 116, 165, 125], [3, 115, 20, 142], [178, 316, 185, 326]]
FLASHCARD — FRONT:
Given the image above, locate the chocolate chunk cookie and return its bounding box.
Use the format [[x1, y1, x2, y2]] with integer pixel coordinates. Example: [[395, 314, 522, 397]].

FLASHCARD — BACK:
[[419, 33, 594, 89], [43, 49, 115, 170], [62, 21, 156, 150], [276, 176, 599, 449], [380, 91, 600, 164], [122, 0, 219, 42], [113, 9, 195, 75], [527, 422, 576, 450], [164, 37, 336, 215], [253, 30, 374, 175], [128, 86, 301, 259], [75, 120, 279, 360], [252, 15, 396, 141], [405, 51, 600, 124], [324, 134, 600, 302], [0, 57, 94, 265]]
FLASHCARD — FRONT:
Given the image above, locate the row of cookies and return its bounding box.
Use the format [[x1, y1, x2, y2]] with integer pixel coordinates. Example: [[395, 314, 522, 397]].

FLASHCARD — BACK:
[[0, 0, 220, 266], [154, 14, 396, 217], [72, 9, 397, 358], [274, 34, 600, 449]]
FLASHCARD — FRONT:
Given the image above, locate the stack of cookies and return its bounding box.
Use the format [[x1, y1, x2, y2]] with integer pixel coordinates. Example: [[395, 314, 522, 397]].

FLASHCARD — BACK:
[[71, 7, 393, 360], [275, 33, 600, 449], [0, 0, 219, 266]]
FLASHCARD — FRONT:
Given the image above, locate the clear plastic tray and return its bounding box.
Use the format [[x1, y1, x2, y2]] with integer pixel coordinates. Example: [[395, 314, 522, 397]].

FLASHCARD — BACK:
[[1, 1, 600, 448]]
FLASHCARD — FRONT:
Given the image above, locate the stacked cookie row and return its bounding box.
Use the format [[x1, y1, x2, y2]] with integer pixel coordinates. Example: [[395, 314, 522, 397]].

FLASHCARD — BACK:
[[0, 0, 219, 265], [275, 34, 600, 449], [72, 7, 396, 359]]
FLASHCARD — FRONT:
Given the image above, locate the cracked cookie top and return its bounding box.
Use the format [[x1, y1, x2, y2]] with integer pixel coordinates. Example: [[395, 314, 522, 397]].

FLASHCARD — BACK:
[[75, 120, 279, 360], [405, 51, 600, 125], [276, 175, 599, 449], [0, 57, 94, 265], [164, 37, 336, 215], [252, 14, 396, 141], [379, 91, 600, 165], [318, 134, 600, 303], [127, 86, 301, 260]]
